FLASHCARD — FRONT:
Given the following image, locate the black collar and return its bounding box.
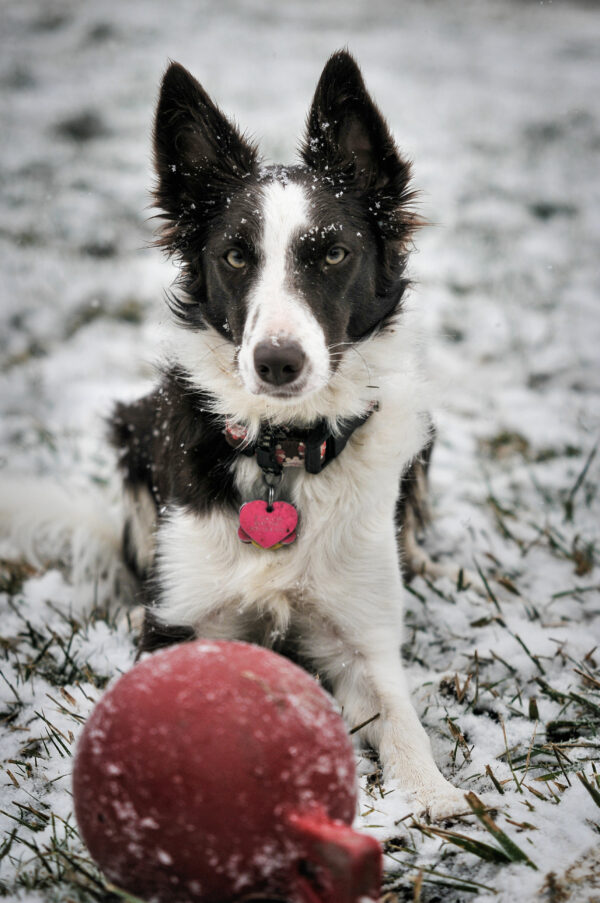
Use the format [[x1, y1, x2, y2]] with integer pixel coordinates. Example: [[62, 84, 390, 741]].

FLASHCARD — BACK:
[[224, 403, 378, 476]]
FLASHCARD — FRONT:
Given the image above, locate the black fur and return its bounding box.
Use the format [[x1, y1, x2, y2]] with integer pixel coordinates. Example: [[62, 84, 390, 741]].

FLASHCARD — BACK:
[[139, 609, 196, 654], [110, 368, 240, 517], [300, 51, 420, 338], [151, 51, 419, 349], [395, 432, 435, 581]]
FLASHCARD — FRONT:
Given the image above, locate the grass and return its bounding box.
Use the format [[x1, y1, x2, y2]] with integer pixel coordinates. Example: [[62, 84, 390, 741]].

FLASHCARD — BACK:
[[0, 443, 599, 903]]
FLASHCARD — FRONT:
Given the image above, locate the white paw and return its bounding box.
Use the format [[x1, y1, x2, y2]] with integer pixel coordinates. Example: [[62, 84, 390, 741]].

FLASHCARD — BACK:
[[415, 783, 469, 821]]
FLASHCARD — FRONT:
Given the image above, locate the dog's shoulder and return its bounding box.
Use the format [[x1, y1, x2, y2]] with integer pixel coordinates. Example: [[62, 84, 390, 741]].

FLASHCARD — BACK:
[[109, 368, 239, 514]]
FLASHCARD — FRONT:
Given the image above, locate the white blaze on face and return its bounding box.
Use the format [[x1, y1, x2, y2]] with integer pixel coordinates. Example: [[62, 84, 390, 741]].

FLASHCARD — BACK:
[[237, 179, 330, 396]]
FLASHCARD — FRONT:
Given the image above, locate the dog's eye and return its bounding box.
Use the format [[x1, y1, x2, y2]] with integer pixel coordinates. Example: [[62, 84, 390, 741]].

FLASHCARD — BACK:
[[325, 246, 347, 266], [225, 248, 246, 270]]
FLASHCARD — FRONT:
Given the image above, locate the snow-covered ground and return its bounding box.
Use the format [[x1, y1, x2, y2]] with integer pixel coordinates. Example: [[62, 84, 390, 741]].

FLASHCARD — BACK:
[[1, 1, 599, 900]]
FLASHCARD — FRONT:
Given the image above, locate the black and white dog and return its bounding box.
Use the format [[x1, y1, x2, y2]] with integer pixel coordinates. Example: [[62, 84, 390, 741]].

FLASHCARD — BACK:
[[107, 52, 466, 819], [1, 52, 469, 819]]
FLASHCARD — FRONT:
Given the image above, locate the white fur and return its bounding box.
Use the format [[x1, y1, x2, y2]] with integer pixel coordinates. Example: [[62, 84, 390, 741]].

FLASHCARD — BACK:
[[237, 180, 330, 398], [154, 316, 467, 817], [166, 294, 427, 443], [0, 476, 132, 609]]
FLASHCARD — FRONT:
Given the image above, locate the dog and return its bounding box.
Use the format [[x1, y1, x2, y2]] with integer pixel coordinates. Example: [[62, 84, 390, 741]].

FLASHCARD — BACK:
[[1, 51, 468, 820], [105, 51, 468, 820]]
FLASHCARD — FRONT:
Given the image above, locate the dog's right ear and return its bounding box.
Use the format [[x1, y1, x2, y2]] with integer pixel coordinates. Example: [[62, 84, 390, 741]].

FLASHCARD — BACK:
[[153, 62, 257, 233]]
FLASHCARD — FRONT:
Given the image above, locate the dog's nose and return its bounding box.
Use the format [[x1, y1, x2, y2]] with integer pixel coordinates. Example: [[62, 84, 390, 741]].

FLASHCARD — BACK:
[[253, 340, 306, 386]]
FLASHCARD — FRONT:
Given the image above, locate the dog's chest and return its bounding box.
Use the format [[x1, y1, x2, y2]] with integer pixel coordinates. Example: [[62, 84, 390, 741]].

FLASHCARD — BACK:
[[154, 399, 426, 631], [228, 426, 399, 586]]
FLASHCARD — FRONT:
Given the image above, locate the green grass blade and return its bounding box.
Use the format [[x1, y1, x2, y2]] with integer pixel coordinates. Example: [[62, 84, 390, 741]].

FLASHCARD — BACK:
[[465, 792, 538, 870]]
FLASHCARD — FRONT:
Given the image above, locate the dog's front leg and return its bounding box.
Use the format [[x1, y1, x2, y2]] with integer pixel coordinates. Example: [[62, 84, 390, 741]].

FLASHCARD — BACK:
[[355, 634, 467, 820], [304, 573, 467, 820]]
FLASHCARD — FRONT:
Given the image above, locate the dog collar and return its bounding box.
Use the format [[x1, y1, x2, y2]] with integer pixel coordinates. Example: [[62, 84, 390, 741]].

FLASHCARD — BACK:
[[224, 402, 379, 476], [225, 403, 378, 551]]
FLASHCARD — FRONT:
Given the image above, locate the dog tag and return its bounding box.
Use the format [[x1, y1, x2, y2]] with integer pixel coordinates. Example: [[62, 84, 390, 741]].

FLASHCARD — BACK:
[[238, 500, 298, 550]]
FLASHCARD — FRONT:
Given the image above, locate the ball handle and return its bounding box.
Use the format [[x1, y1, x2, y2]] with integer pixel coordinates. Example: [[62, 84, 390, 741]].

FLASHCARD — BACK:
[[286, 809, 382, 903]]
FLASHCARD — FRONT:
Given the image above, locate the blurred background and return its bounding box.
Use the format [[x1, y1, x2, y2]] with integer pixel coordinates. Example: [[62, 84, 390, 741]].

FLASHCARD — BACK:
[[0, 0, 598, 547]]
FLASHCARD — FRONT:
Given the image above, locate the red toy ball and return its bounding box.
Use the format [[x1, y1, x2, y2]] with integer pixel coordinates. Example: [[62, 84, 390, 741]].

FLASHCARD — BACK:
[[73, 640, 381, 903]]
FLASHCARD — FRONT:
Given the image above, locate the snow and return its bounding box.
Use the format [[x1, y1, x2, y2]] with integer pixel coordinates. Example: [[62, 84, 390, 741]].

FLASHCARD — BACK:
[[1, 1, 599, 901]]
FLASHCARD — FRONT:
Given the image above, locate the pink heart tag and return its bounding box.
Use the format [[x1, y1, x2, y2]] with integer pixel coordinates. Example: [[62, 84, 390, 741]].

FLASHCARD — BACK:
[[239, 500, 298, 549]]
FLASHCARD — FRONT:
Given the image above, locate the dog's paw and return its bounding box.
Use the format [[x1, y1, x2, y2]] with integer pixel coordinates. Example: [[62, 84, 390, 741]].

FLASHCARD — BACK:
[[382, 775, 470, 822], [413, 782, 469, 822]]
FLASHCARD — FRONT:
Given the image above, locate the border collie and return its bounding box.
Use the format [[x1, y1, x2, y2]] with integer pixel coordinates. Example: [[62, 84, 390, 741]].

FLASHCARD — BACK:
[[108, 51, 467, 819], [3, 52, 468, 819]]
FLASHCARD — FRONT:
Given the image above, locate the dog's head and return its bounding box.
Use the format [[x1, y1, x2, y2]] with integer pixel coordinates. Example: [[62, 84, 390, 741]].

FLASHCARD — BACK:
[[153, 52, 419, 417]]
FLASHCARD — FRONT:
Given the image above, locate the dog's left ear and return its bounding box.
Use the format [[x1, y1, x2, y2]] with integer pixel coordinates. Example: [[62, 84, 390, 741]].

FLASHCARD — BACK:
[[301, 51, 410, 193]]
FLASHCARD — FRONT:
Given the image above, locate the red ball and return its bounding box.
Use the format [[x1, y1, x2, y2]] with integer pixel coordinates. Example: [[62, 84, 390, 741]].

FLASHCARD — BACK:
[[73, 640, 381, 903]]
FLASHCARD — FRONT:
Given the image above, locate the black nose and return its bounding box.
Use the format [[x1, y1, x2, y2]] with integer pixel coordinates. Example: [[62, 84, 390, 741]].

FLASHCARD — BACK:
[[253, 340, 306, 386]]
